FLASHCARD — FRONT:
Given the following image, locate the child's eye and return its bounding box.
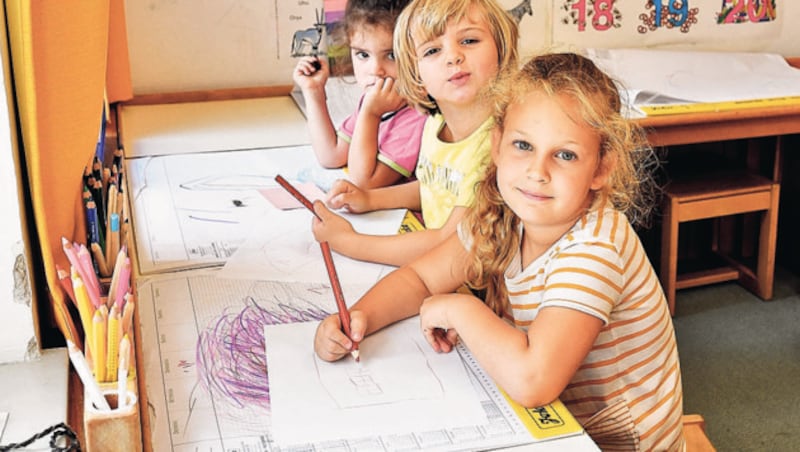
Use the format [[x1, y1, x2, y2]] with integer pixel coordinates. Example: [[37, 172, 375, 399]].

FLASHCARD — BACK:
[[461, 38, 479, 46], [354, 51, 369, 60], [422, 47, 440, 58], [388, 51, 396, 61], [555, 150, 577, 161], [512, 140, 531, 151]]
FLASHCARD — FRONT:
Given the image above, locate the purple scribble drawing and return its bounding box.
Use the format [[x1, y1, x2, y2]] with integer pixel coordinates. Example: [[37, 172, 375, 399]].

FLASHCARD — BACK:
[[196, 294, 330, 411]]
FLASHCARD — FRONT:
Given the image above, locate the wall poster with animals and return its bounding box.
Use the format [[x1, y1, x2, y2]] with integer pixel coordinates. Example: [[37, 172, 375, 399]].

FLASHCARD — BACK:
[[123, 1, 792, 95]]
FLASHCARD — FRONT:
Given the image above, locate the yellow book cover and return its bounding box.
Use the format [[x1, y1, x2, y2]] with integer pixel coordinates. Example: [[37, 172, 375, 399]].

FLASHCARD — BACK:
[[640, 96, 800, 116], [499, 389, 584, 440], [399, 210, 425, 234]]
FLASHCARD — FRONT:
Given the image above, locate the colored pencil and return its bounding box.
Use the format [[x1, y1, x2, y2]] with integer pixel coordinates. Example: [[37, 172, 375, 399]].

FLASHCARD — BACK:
[[274, 174, 320, 219], [320, 241, 359, 361], [274, 175, 359, 360], [118, 335, 131, 409]]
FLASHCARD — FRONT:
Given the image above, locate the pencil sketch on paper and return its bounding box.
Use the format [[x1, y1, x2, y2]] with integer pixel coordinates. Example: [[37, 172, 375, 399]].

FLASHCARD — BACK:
[[196, 287, 331, 418], [126, 146, 346, 273], [314, 332, 445, 409]]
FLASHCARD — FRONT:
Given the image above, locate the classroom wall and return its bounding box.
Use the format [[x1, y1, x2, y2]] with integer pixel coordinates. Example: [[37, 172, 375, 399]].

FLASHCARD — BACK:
[[0, 10, 37, 364], [124, 0, 800, 95]]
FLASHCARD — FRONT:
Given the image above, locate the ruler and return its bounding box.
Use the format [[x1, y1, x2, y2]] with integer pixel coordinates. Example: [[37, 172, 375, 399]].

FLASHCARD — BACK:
[[456, 342, 584, 440]]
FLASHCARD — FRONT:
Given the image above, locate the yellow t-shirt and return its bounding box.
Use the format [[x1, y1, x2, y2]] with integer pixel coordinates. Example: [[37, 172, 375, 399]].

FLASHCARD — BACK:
[[415, 114, 493, 229]]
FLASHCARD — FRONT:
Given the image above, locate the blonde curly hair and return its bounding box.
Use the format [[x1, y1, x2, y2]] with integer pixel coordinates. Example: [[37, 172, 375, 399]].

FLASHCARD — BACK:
[[464, 52, 660, 315]]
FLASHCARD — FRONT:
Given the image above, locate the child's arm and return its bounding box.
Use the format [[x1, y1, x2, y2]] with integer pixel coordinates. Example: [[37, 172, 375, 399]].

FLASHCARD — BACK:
[[420, 295, 603, 408], [312, 198, 468, 267], [293, 57, 350, 168], [314, 233, 467, 362], [346, 77, 407, 189], [326, 179, 421, 213]]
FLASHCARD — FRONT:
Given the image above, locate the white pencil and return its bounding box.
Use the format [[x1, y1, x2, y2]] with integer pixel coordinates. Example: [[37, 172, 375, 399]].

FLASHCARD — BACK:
[[118, 335, 131, 409], [67, 339, 111, 411]]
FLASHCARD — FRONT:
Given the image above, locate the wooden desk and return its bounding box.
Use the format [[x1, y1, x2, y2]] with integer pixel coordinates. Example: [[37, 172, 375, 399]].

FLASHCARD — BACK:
[[635, 89, 800, 310], [639, 102, 800, 147], [638, 56, 800, 147]]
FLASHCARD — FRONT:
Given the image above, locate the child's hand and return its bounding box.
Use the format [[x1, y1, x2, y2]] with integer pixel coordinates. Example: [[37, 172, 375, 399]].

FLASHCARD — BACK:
[[314, 311, 366, 362], [311, 201, 357, 248], [419, 294, 460, 353], [325, 179, 372, 213], [362, 77, 407, 118], [293, 56, 329, 91]]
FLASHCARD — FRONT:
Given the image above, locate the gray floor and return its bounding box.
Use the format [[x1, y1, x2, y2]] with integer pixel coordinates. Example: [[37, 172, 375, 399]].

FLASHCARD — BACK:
[[672, 267, 800, 451]]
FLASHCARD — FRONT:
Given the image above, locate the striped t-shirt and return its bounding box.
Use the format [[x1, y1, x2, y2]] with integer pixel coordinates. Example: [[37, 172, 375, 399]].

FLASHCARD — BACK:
[[502, 198, 685, 451]]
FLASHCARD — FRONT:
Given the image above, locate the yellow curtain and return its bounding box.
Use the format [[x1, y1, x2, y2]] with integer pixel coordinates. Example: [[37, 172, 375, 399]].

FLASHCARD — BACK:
[[5, 0, 132, 344]]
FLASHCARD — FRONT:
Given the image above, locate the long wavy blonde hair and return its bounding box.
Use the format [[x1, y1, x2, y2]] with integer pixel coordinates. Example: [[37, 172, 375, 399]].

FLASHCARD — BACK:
[[463, 53, 660, 315]]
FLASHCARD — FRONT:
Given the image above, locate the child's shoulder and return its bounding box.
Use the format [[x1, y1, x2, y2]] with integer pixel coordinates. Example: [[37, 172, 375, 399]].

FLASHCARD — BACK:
[[560, 202, 634, 253]]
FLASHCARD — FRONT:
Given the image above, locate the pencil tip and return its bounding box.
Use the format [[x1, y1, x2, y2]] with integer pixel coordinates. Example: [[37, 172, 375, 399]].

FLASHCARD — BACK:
[[352, 350, 360, 362]]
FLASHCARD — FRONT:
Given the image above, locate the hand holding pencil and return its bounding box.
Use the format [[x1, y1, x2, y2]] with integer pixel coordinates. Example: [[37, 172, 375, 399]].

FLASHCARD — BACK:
[[275, 175, 360, 361]]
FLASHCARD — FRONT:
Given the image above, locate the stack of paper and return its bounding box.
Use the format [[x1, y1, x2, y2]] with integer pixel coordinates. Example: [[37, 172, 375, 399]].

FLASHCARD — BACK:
[[585, 48, 800, 117]]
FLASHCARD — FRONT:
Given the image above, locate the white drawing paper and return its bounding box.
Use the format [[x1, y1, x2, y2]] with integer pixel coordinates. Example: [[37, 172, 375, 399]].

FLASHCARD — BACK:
[[265, 318, 487, 446], [126, 145, 351, 274], [137, 270, 550, 451]]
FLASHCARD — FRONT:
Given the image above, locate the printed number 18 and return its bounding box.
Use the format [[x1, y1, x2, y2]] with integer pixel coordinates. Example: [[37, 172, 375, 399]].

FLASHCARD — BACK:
[[571, 0, 616, 32]]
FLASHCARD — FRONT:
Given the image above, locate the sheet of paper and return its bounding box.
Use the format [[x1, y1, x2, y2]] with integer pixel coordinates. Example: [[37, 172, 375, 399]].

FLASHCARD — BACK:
[[260, 181, 326, 210], [585, 48, 800, 115], [265, 317, 486, 446], [0, 412, 8, 442], [125, 145, 348, 274], [137, 270, 544, 451]]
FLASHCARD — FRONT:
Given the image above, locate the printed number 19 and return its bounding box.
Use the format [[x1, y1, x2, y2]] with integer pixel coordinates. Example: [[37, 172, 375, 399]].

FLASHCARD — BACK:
[[653, 0, 689, 27]]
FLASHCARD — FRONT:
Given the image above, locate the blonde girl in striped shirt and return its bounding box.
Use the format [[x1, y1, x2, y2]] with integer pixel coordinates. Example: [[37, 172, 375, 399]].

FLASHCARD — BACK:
[[314, 52, 685, 451]]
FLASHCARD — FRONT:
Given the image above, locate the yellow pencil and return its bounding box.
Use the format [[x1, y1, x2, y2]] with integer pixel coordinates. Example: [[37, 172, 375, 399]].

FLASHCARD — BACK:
[[92, 307, 108, 382], [106, 305, 121, 382], [71, 267, 94, 346]]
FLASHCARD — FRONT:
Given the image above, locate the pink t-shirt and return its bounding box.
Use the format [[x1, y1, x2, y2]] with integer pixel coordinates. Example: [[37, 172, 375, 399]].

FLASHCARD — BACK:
[[337, 95, 426, 178]]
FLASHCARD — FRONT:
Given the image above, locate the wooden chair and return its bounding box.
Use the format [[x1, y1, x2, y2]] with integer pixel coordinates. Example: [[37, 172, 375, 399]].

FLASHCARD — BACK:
[[660, 169, 780, 315], [683, 414, 716, 452]]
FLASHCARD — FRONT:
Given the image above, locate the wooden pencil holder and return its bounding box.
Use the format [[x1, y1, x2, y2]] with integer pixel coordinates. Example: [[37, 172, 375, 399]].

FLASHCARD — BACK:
[[84, 388, 142, 452]]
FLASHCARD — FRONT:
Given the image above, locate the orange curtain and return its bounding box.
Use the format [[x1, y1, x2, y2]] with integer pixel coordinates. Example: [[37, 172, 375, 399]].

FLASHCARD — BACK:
[[5, 0, 132, 344]]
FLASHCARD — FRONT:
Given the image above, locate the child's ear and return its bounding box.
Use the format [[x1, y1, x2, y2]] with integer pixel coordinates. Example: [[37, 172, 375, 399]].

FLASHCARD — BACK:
[[490, 127, 502, 163], [591, 150, 615, 191]]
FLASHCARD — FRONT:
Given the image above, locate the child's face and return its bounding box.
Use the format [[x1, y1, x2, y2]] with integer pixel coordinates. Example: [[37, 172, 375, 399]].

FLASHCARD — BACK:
[[493, 90, 608, 232], [413, 6, 499, 110], [349, 25, 398, 91]]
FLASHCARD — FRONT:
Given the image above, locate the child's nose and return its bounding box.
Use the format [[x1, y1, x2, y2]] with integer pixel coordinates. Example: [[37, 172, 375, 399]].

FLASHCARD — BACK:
[[526, 159, 550, 183], [446, 50, 464, 66]]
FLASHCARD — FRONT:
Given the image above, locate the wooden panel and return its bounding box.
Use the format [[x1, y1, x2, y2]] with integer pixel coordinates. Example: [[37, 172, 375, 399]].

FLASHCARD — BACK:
[[676, 191, 772, 222]]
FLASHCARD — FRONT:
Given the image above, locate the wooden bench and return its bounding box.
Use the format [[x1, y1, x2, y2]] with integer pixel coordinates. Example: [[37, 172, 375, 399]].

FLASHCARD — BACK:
[[683, 414, 716, 452]]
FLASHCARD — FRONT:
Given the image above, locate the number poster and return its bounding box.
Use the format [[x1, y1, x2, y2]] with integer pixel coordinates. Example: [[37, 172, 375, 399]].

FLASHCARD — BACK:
[[549, 1, 781, 49]]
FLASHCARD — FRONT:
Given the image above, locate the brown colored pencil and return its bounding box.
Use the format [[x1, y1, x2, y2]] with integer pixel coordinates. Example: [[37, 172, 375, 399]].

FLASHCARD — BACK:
[[274, 175, 359, 361]]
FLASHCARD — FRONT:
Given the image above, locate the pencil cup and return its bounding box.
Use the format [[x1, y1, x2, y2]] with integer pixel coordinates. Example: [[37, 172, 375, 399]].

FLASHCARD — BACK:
[[84, 389, 142, 452]]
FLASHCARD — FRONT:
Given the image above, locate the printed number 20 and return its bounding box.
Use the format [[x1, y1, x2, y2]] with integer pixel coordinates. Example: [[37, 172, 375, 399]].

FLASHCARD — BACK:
[[720, 0, 775, 23]]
